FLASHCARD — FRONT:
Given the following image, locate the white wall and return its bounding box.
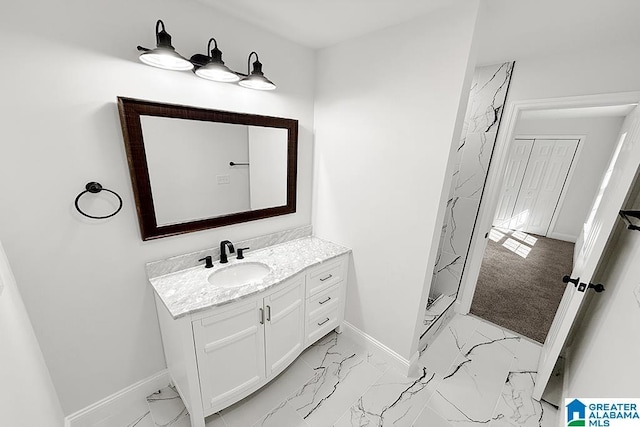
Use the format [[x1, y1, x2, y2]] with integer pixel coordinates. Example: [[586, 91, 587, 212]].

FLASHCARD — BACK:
[[0, 241, 64, 427], [514, 116, 625, 240], [506, 43, 640, 103], [248, 127, 288, 210], [313, 2, 480, 360], [0, 0, 315, 415], [143, 118, 250, 224], [564, 189, 640, 396]]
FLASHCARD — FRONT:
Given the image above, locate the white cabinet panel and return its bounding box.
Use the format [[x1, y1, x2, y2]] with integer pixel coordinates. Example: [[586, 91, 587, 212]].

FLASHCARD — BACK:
[[193, 298, 266, 412], [264, 277, 305, 377]]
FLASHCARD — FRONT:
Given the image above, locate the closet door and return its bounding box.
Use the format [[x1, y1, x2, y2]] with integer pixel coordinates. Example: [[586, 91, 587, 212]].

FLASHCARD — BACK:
[[493, 139, 534, 229], [525, 139, 579, 235], [512, 139, 579, 235]]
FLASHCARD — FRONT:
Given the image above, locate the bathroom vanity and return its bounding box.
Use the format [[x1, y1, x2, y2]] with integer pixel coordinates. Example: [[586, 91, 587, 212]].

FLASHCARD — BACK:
[[149, 237, 350, 427]]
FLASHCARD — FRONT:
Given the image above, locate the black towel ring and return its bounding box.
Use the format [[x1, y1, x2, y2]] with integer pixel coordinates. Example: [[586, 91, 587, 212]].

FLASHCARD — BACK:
[[75, 182, 123, 219]]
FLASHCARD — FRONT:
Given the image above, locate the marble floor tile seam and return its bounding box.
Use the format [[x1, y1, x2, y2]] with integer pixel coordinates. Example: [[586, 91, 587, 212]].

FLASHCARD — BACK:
[[466, 314, 544, 348], [296, 335, 394, 378], [485, 334, 558, 426], [276, 365, 385, 427], [425, 384, 505, 426], [220, 343, 389, 427], [328, 369, 419, 426], [309, 359, 388, 426], [417, 317, 484, 379], [422, 326, 525, 424], [248, 399, 311, 427]]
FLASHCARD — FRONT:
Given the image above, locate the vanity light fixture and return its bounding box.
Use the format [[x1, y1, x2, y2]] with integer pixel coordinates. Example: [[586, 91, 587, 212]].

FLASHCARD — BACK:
[[136, 20, 276, 90], [193, 38, 240, 83], [238, 52, 276, 91], [137, 20, 194, 71]]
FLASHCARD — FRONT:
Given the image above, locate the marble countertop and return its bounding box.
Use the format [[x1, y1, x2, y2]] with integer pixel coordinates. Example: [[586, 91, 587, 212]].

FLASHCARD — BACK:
[[149, 236, 351, 319]]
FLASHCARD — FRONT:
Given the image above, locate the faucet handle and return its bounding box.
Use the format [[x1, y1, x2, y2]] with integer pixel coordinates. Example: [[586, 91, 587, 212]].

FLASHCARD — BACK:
[[198, 256, 213, 268], [237, 247, 250, 260]]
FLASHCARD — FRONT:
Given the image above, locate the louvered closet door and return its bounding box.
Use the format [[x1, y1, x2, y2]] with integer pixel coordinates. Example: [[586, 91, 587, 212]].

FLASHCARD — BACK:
[[525, 139, 579, 235]]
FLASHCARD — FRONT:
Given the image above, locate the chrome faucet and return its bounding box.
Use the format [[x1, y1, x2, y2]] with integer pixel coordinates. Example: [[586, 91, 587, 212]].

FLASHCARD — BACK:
[[219, 240, 235, 263]]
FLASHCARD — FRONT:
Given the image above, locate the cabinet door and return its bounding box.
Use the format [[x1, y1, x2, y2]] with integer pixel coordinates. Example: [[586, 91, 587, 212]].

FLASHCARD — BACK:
[[264, 277, 305, 377], [193, 298, 266, 412]]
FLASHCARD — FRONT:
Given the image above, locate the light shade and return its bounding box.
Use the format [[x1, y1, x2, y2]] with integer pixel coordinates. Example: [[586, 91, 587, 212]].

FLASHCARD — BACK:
[[138, 20, 193, 71], [194, 38, 239, 82], [239, 52, 276, 90]]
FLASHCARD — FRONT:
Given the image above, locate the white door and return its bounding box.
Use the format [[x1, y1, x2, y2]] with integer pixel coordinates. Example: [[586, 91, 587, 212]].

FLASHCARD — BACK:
[[533, 106, 640, 399], [510, 139, 553, 230], [524, 139, 579, 235], [264, 277, 305, 377], [493, 139, 534, 229]]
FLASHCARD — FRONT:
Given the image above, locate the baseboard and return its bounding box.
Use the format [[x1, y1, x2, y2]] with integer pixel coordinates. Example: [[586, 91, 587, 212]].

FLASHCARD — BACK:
[[547, 232, 577, 243], [341, 321, 411, 376], [64, 370, 170, 427]]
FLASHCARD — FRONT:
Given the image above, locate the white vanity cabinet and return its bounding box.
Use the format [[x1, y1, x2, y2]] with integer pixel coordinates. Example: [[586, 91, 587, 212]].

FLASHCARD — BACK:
[[193, 275, 304, 414], [153, 252, 348, 427]]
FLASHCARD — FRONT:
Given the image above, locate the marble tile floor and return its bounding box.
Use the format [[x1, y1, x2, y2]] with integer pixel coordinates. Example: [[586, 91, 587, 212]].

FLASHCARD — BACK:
[[99, 314, 558, 427]]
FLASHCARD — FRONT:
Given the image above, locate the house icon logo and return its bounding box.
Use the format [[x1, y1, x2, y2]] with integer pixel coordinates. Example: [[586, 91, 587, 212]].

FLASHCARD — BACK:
[[567, 399, 587, 426]]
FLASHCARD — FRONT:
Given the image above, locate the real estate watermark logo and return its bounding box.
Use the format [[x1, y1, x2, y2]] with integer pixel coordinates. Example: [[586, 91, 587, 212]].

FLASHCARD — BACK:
[[566, 398, 640, 426]]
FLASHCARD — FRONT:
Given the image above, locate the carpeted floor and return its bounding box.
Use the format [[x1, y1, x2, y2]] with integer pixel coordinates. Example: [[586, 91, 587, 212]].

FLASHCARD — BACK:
[[470, 229, 574, 343]]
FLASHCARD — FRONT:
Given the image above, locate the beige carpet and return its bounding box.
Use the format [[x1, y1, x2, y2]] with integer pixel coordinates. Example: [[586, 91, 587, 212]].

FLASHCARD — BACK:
[[470, 230, 573, 343]]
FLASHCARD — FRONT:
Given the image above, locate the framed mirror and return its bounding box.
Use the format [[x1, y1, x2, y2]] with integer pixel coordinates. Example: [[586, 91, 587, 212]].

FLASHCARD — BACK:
[[117, 97, 298, 240]]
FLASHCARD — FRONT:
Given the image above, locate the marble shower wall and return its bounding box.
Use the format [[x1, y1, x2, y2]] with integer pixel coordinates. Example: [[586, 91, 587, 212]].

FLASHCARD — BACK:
[[428, 62, 514, 314]]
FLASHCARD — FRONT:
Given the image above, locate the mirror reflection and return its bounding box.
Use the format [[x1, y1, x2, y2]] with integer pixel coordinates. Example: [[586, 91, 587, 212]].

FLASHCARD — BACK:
[[141, 117, 288, 226], [117, 97, 298, 240]]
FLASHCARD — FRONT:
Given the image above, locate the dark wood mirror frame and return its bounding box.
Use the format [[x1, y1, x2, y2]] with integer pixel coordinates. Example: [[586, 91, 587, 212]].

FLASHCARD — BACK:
[[117, 97, 298, 240]]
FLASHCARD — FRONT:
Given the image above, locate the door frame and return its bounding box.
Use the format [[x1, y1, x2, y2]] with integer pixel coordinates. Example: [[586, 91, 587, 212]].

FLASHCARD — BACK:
[[456, 91, 640, 315], [511, 134, 585, 241]]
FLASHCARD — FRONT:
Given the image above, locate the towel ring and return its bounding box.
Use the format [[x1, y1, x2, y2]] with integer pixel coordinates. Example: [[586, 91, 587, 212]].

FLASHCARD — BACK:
[[75, 182, 123, 219]]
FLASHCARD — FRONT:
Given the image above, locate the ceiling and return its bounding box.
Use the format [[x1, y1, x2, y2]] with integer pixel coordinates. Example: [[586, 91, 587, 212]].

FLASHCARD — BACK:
[[196, 0, 640, 63], [197, 0, 461, 49]]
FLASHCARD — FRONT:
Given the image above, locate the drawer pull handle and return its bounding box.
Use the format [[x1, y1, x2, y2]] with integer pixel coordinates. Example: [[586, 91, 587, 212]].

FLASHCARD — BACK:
[[319, 297, 331, 305], [320, 274, 333, 282], [317, 318, 330, 326]]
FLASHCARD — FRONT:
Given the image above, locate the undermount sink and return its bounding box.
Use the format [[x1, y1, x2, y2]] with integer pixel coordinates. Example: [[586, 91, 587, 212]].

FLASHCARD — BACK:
[[208, 262, 271, 288]]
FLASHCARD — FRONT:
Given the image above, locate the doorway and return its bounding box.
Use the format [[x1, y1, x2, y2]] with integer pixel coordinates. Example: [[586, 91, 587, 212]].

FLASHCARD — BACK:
[[460, 101, 637, 344]]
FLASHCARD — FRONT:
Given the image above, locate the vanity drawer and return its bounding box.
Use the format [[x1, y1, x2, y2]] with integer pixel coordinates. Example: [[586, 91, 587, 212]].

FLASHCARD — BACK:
[[306, 256, 346, 297], [307, 283, 342, 319], [306, 305, 340, 344]]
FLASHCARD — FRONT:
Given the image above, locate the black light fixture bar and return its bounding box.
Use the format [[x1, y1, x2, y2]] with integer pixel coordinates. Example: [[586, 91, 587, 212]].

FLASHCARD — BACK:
[[137, 20, 276, 90]]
